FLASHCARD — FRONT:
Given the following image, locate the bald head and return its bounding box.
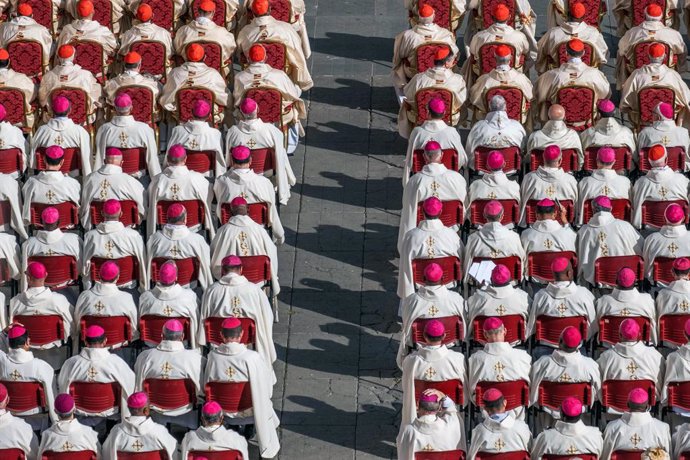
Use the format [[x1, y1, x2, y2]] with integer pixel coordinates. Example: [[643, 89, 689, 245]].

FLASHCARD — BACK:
[[548, 104, 566, 121]]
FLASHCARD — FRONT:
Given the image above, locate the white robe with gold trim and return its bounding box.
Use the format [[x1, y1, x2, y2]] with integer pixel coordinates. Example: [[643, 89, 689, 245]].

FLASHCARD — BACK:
[[404, 120, 467, 186], [101, 416, 177, 460], [597, 341, 665, 402], [30, 117, 92, 177], [467, 285, 530, 342], [94, 115, 160, 179], [74, 282, 139, 346], [532, 420, 603, 458], [602, 412, 671, 459], [37, 418, 100, 458], [146, 224, 212, 289], [463, 222, 526, 281], [0, 348, 56, 421], [138, 283, 199, 349], [166, 120, 224, 178], [527, 281, 597, 340], [632, 167, 689, 229], [576, 170, 632, 226], [519, 167, 578, 227], [467, 412, 531, 459]]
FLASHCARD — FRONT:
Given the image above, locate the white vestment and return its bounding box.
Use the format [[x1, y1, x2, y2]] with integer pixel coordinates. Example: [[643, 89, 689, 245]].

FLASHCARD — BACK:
[[0, 232, 20, 281], [632, 167, 690, 228], [579, 119, 637, 162], [532, 420, 603, 458], [577, 170, 632, 226], [656, 280, 690, 339], [146, 224, 212, 289], [117, 21, 174, 61], [0, 410, 38, 459], [0, 121, 28, 178], [159, 62, 229, 123], [465, 111, 526, 171], [20, 229, 82, 289], [662, 343, 690, 403], [519, 167, 578, 227], [643, 225, 690, 282], [0, 348, 56, 421], [0, 67, 36, 128], [469, 67, 533, 121], [466, 172, 521, 213], [602, 412, 671, 459], [6, 288, 73, 349], [463, 222, 526, 281], [30, 117, 91, 177], [527, 281, 597, 340], [138, 283, 200, 349], [37, 418, 100, 458], [102, 70, 163, 121], [180, 424, 249, 460], [74, 282, 139, 347], [0, 16, 52, 64], [203, 342, 280, 458], [397, 405, 465, 460], [596, 288, 658, 344], [0, 173, 26, 239], [673, 422, 690, 459], [467, 412, 532, 459], [94, 115, 160, 179], [38, 63, 102, 120], [576, 212, 645, 285], [101, 416, 177, 460], [467, 285, 530, 342], [21, 171, 81, 227], [638, 120, 690, 171], [173, 19, 236, 78], [597, 341, 666, 402], [526, 120, 583, 169], [166, 120, 225, 178], [82, 221, 147, 290], [620, 64, 690, 125], [536, 21, 608, 73], [520, 219, 577, 263], [80, 165, 147, 230], [397, 219, 464, 299], [55, 19, 117, 59], [404, 120, 468, 186]]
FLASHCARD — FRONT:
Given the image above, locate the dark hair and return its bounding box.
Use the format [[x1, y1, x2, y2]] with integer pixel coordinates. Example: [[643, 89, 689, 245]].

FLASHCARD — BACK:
[[433, 51, 454, 67], [484, 396, 505, 411], [8, 331, 29, 348], [221, 325, 243, 339], [124, 62, 138, 70], [45, 155, 63, 167], [85, 333, 107, 345], [419, 400, 440, 412], [562, 413, 581, 423], [673, 267, 690, 277], [536, 205, 556, 215], [167, 213, 186, 225], [628, 401, 648, 412]]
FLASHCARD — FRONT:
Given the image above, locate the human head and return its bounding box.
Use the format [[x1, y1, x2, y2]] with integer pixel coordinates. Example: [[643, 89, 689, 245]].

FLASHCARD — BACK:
[[201, 401, 223, 426], [654, 102, 674, 122], [488, 95, 506, 113], [483, 200, 504, 223], [627, 387, 650, 412], [535, 198, 556, 221], [542, 145, 562, 168], [492, 4, 510, 23], [417, 391, 441, 414], [648, 42, 666, 64], [422, 196, 443, 220], [17, 3, 32, 17], [566, 38, 585, 59], [229, 196, 248, 217], [52, 96, 70, 117], [486, 150, 505, 172], [0, 49, 8, 69], [7, 325, 29, 350], [491, 264, 511, 287], [158, 261, 178, 287], [104, 146, 123, 167], [231, 145, 252, 168], [559, 326, 582, 352], [483, 317, 506, 343], [76, 0, 94, 19], [428, 98, 445, 120], [417, 4, 435, 24], [551, 256, 573, 282], [592, 195, 612, 214], [560, 397, 582, 423], [665, 203, 685, 226], [136, 4, 153, 23], [672, 257, 690, 280], [647, 144, 667, 168], [192, 99, 211, 120], [166, 202, 187, 225], [127, 392, 149, 416], [568, 2, 585, 22], [198, 0, 215, 18], [0, 383, 7, 409], [423, 263, 443, 286], [167, 144, 187, 166], [482, 388, 507, 415], [221, 254, 242, 276], [616, 267, 637, 290], [40, 206, 60, 231], [26, 261, 47, 287], [598, 99, 616, 118], [248, 44, 267, 64], [44, 144, 65, 170], [251, 0, 270, 17], [162, 319, 184, 342], [596, 146, 616, 169], [547, 104, 565, 121], [619, 318, 641, 343], [54, 393, 75, 420], [113, 93, 132, 115], [645, 3, 663, 21], [84, 325, 107, 348], [186, 43, 205, 62], [433, 46, 454, 68], [240, 98, 258, 119], [99, 260, 120, 284], [422, 141, 442, 164], [494, 44, 512, 67], [221, 317, 243, 343], [422, 320, 445, 345]]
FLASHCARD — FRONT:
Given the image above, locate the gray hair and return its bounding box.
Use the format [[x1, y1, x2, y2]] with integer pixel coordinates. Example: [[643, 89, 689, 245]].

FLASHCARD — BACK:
[[162, 328, 184, 342], [489, 95, 507, 112]]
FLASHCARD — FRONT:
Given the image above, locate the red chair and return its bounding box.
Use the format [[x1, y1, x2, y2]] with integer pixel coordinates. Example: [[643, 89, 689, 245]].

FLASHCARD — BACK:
[[113, 147, 148, 176], [475, 452, 529, 460], [143, 378, 196, 411], [259, 41, 288, 73], [473, 315, 525, 344], [186, 451, 243, 460], [471, 255, 522, 282], [642, 200, 689, 228], [90, 0, 112, 28], [479, 0, 516, 28], [0, 380, 47, 414], [667, 381, 690, 411], [79, 316, 132, 347], [203, 317, 256, 346], [477, 43, 517, 75], [13, 314, 65, 346], [90, 200, 140, 227], [557, 86, 595, 132], [239, 255, 272, 287], [247, 147, 276, 175], [49, 88, 88, 126], [139, 315, 191, 346], [543, 456, 597, 460], [524, 200, 574, 225], [632, 0, 666, 26], [414, 452, 465, 460], [633, 41, 674, 69], [0, 148, 24, 175], [26, 255, 78, 288], [73, 40, 107, 83], [156, 200, 205, 228], [419, 0, 452, 29], [582, 198, 631, 224], [537, 381, 592, 411], [413, 379, 463, 405], [659, 314, 690, 347], [593, 255, 644, 288], [638, 86, 676, 128], [556, 41, 594, 67], [485, 87, 527, 122], [116, 452, 169, 460], [528, 251, 578, 284], [89, 256, 139, 286], [601, 379, 656, 412], [679, 453, 690, 460], [220, 202, 269, 227], [415, 88, 453, 125], [205, 381, 253, 413], [7, 40, 45, 82], [34, 146, 81, 175], [244, 88, 283, 125], [474, 146, 521, 174], [469, 199, 520, 227], [186, 41, 224, 73], [0, 449, 25, 460], [639, 145, 685, 172], [140, 0, 174, 30], [30, 200, 77, 228], [411, 148, 458, 173], [411, 316, 464, 346], [176, 88, 214, 123], [41, 451, 97, 460], [415, 200, 464, 227], [652, 256, 680, 285], [150, 257, 200, 286], [190, 0, 228, 26], [610, 452, 644, 460], [475, 380, 529, 411], [23, 0, 55, 33], [529, 148, 579, 172], [185, 150, 216, 175], [415, 43, 451, 74], [129, 42, 168, 80], [69, 381, 121, 415], [599, 315, 652, 346], [411, 257, 462, 286], [535, 315, 588, 347], [0, 88, 30, 128], [583, 146, 632, 172]]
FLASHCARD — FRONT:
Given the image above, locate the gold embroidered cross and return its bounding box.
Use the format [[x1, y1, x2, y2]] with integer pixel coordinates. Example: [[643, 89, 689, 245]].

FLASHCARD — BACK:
[[598, 232, 607, 243], [99, 179, 111, 200], [556, 303, 567, 317], [231, 296, 242, 316], [169, 245, 181, 258], [426, 236, 436, 258], [428, 305, 439, 316], [496, 305, 506, 315], [489, 248, 501, 258], [188, 138, 199, 150], [61, 441, 74, 451], [86, 366, 98, 381], [545, 185, 556, 197], [558, 373, 573, 382], [0, 139, 5, 148], [668, 242, 679, 255], [661, 135, 670, 146], [422, 444, 435, 452], [225, 367, 236, 379], [46, 248, 55, 256], [627, 361, 639, 374], [94, 301, 105, 313], [659, 186, 669, 200], [621, 308, 631, 316], [488, 191, 497, 199], [53, 134, 63, 146], [543, 239, 554, 249], [105, 240, 115, 258], [170, 183, 180, 200], [601, 185, 611, 196], [429, 181, 440, 198], [601, 243, 610, 257], [163, 305, 174, 316], [160, 361, 173, 378], [45, 189, 56, 202], [494, 361, 506, 373], [238, 232, 250, 256], [423, 367, 437, 379], [247, 139, 257, 148], [494, 439, 505, 451], [9, 369, 22, 380], [679, 299, 690, 312], [630, 433, 642, 448], [119, 131, 128, 147], [132, 440, 144, 452], [566, 445, 578, 455]]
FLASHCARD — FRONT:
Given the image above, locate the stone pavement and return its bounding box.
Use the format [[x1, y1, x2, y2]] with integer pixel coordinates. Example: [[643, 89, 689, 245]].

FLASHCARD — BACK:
[[271, 0, 627, 457]]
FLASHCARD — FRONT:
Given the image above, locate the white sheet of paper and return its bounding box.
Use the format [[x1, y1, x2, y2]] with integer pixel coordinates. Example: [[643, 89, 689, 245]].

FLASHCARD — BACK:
[[468, 260, 497, 285]]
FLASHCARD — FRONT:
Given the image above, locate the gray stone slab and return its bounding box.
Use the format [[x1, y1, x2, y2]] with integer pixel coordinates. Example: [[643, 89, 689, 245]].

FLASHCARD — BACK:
[[285, 332, 361, 380], [282, 377, 358, 425], [278, 426, 356, 459], [289, 290, 361, 333], [293, 250, 363, 292]]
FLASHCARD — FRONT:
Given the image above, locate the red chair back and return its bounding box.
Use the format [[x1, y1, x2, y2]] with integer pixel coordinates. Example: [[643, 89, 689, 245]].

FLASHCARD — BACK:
[[143, 378, 195, 410], [139, 315, 191, 346], [220, 202, 269, 226], [34, 147, 81, 175], [27, 255, 78, 288], [478, 43, 516, 74], [69, 381, 121, 414], [248, 147, 275, 175], [528, 251, 578, 284], [73, 40, 105, 81], [473, 315, 525, 345], [261, 41, 288, 72], [239, 255, 272, 285], [642, 200, 689, 228], [187, 41, 222, 72], [538, 381, 592, 411], [583, 199, 631, 224], [475, 380, 529, 411], [185, 150, 215, 175], [610, 452, 644, 460], [30, 201, 79, 230], [485, 87, 524, 122], [150, 257, 200, 286], [638, 86, 675, 128], [411, 148, 458, 173], [23, 0, 52, 31], [140, 0, 174, 30], [679, 453, 690, 460], [115, 451, 168, 460], [474, 146, 521, 174], [176, 88, 213, 123], [13, 314, 64, 346], [80, 316, 132, 346], [415, 200, 464, 227], [129, 42, 167, 78], [653, 256, 680, 285], [419, 0, 452, 29], [480, 0, 516, 28], [41, 451, 97, 460], [524, 200, 574, 225], [90, 200, 140, 227], [411, 257, 462, 286], [49, 88, 88, 126], [414, 379, 463, 405], [639, 145, 685, 172], [0, 380, 46, 413], [633, 0, 666, 25], [469, 199, 519, 227], [0, 148, 23, 175], [586, 252, 635, 293], [599, 315, 652, 345], [156, 200, 205, 228], [205, 381, 253, 412], [187, 451, 243, 460], [659, 314, 690, 347], [415, 43, 451, 73], [557, 40, 593, 66], [543, 456, 597, 460], [535, 315, 588, 347], [602, 379, 656, 411], [667, 381, 690, 411], [583, 146, 632, 172], [7, 40, 43, 81], [556, 86, 595, 131], [0, 449, 25, 460], [411, 316, 464, 346], [475, 452, 529, 460], [0, 88, 27, 126], [471, 255, 522, 282], [90, 0, 112, 28], [415, 88, 453, 125], [204, 317, 257, 346], [529, 148, 578, 172], [115, 147, 147, 175], [414, 450, 465, 460], [89, 256, 139, 286], [190, 0, 226, 26], [244, 88, 282, 124]]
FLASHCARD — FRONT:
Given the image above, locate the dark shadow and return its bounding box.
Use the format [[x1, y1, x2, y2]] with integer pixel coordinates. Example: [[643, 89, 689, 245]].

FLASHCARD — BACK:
[[312, 33, 395, 63]]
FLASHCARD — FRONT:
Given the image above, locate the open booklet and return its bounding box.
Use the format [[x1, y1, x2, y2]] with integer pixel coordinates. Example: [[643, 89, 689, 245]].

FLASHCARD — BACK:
[[468, 259, 497, 286]]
